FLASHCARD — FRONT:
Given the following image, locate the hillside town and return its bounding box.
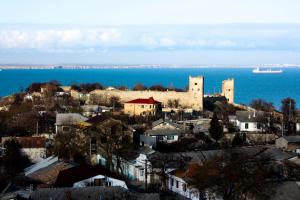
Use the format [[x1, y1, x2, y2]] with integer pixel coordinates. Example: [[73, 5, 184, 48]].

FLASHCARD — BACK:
[[0, 76, 300, 200]]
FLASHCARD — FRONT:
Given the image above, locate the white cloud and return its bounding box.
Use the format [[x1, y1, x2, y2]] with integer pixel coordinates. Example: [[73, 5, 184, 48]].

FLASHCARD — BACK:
[[141, 35, 158, 47], [160, 37, 177, 46], [0, 24, 299, 52], [215, 40, 237, 48], [0, 28, 123, 50]]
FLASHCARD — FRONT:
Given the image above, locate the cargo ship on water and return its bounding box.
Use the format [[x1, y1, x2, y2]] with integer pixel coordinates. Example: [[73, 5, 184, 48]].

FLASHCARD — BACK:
[[252, 67, 283, 74]]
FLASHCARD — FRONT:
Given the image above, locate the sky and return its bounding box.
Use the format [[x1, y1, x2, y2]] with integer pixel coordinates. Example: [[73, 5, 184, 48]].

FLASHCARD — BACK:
[[0, 0, 300, 65]]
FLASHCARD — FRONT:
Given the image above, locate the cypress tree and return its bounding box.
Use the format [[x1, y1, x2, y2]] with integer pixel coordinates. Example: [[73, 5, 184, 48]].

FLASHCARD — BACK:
[[209, 112, 224, 143]]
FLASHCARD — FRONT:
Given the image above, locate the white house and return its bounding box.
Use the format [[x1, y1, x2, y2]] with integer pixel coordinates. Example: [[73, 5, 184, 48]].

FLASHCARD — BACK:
[[168, 163, 202, 200], [55, 113, 88, 134], [133, 153, 153, 183], [235, 111, 265, 132], [73, 175, 128, 189], [140, 119, 183, 148], [97, 147, 155, 183], [55, 165, 128, 189], [140, 129, 181, 148]]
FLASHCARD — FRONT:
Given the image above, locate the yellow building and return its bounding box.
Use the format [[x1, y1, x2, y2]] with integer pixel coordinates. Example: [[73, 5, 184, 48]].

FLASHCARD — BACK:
[[124, 97, 162, 116]]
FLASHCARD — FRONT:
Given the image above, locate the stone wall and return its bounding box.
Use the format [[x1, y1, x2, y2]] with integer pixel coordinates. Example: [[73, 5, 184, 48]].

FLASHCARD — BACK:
[[69, 76, 235, 112], [90, 76, 204, 111], [90, 89, 203, 110], [225, 133, 277, 144]]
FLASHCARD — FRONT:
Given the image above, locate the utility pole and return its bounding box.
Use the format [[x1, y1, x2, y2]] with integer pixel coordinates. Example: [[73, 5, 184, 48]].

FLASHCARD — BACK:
[[36, 121, 39, 135], [89, 137, 92, 156], [145, 159, 148, 191], [282, 115, 284, 137], [113, 100, 115, 112]]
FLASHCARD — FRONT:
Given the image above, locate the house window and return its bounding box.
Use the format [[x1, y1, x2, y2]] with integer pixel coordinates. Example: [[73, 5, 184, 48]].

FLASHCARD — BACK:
[[101, 136, 107, 143], [140, 169, 144, 176], [157, 136, 164, 141], [171, 178, 174, 186], [245, 123, 249, 129], [141, 105, 145, 108], [149, 105, 152, 108], [183, 183, 187, 192], [91, 137, 97, 154], [176, 180, 179, 188], [62, 126, 70, 132], [257, 123, 261, 129], [94, 178, 103, 186], [167, 135, 174, 140]]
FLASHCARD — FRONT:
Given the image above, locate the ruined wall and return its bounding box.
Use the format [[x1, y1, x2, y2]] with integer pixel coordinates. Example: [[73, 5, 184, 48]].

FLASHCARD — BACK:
[[222, 79, 234, 104]]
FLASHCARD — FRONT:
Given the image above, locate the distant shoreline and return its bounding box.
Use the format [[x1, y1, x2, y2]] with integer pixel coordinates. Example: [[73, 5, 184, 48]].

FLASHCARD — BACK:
[[0, 64, 299, 70]]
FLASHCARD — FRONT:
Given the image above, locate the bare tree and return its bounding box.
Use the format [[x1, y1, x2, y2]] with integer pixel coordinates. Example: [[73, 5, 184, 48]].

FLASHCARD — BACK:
[[190, 150, 279, 200], [250, 99, 275, 112], [133, 83, 147, 91], [53, 128, 88, 160], [93, 119, 131, 174]]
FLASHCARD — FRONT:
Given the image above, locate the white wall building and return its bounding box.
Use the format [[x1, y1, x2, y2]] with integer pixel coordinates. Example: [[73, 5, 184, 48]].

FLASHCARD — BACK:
[[140, 119, 183, 148], [168, 163, 201, 200], [296, 123, 300, 132], [73, 174, 128, 189], [97, 147, 155, 183], [235, 111, 265, 132]]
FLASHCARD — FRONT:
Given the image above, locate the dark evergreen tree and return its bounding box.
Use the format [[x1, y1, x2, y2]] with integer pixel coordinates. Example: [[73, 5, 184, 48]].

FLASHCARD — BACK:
[[3, 139, 31, 175], [209, 112, 224, 143], [281, 97, 297, 134]]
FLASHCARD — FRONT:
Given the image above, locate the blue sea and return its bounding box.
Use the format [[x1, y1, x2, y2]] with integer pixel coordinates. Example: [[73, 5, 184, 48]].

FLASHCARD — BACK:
[[0, 68, 300, 109]]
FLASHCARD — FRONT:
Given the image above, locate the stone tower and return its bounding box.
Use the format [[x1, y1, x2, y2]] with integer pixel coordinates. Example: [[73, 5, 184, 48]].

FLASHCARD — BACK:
[[222, 78, 234, 104], [188, 76, 204, 111]]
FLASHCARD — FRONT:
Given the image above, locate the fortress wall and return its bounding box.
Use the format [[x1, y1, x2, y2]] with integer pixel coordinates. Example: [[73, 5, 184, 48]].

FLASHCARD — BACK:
[[89, 90, 203, 111], [69, 75, 235, 112]]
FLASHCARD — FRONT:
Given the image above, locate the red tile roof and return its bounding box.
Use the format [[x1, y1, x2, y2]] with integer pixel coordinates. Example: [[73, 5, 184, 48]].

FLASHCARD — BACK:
[[125, 97, 161, 104], [17, 137, 46, 148], [171, 163, 201, 179]]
